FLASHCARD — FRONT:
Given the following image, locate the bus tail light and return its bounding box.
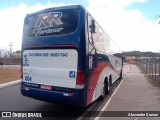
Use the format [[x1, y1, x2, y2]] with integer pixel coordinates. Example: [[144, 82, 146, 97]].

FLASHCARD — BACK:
[[76, 70, 85, 85]]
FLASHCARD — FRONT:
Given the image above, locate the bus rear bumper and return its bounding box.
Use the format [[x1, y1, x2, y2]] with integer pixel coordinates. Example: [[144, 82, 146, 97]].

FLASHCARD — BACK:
[[21, 87, 86, 107]]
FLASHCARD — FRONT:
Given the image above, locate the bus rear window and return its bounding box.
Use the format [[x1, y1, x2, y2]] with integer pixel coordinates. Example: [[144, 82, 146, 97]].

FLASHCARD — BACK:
[[23, 8, 79, 37]]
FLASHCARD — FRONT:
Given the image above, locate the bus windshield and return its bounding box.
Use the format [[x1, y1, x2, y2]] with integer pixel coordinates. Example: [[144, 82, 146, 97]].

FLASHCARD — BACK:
[[24, 8, 80, 37]]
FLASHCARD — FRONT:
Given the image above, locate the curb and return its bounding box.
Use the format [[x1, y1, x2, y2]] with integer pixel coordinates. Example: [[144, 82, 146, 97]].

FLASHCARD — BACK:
[[0, 79, 21, 89]]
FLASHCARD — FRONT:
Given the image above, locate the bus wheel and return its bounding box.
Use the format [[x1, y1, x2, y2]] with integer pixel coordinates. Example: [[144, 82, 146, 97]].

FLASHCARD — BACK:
[[108, 75, 112, 93], [119, 70, 123, 79], [100, 78, 108, 100]]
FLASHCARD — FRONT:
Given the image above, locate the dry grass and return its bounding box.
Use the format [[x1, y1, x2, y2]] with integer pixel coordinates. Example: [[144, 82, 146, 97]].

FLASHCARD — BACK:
[[0, 67, 20, 84], [145, 75, 160, 88]]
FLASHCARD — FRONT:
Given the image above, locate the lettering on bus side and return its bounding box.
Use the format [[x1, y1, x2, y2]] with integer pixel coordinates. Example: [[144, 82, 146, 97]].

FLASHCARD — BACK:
[[29, 53, 68, 57]]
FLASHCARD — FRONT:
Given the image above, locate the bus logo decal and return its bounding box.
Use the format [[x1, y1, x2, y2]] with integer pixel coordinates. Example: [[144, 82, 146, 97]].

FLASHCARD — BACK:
[[23, 54, 29, 66], [35, 12, 63, 29], [33, 12, 64, 36], [69, 71, 75, 78]]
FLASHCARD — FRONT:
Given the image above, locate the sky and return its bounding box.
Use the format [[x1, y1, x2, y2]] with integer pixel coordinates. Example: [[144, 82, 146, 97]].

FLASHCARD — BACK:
[[0, 0, 160, 52]]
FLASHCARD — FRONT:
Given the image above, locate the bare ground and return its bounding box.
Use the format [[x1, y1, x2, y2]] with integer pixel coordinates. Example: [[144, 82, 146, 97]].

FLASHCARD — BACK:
[[0, 66, 20, 84]]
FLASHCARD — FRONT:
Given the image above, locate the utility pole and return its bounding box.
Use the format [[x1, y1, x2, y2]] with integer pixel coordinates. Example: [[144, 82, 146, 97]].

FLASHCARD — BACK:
[[8, 42, 14, 65]]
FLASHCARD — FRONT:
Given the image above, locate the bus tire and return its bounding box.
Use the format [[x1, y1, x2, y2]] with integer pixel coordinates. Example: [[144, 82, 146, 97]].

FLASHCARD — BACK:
[[100, 77, 109, 100], [119, 70, 123, 79], [107, 75, 112, 95]]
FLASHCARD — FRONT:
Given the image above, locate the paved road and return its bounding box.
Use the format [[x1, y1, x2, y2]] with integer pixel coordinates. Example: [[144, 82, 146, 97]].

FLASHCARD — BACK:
[[0, 83, 86, 120]]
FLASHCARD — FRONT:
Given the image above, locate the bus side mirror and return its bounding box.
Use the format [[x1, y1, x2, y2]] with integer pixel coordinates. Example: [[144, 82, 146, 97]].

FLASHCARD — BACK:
[[90, 20, 96, 33]]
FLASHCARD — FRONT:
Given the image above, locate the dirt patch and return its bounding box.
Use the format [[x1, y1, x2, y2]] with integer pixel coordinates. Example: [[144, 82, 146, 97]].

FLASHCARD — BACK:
[[0, 67, 20, 84]]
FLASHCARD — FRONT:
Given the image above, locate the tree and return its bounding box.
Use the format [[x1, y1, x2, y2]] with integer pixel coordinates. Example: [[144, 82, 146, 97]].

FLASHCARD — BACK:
[[15, 50, 21, 57], [12, 50, 21, 58], [4, 53, 9, 58]]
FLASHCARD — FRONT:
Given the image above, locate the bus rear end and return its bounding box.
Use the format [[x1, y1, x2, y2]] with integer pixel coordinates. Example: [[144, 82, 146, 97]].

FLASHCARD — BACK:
[[21, 5, 86, 107]]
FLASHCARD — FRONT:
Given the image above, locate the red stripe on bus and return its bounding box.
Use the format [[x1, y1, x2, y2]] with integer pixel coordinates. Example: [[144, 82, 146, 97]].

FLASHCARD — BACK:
[[87, 62, 111, 105]]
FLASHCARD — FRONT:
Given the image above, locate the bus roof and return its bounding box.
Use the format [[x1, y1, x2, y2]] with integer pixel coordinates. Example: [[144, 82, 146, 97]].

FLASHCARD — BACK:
[[26, 5, 86, 17]]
